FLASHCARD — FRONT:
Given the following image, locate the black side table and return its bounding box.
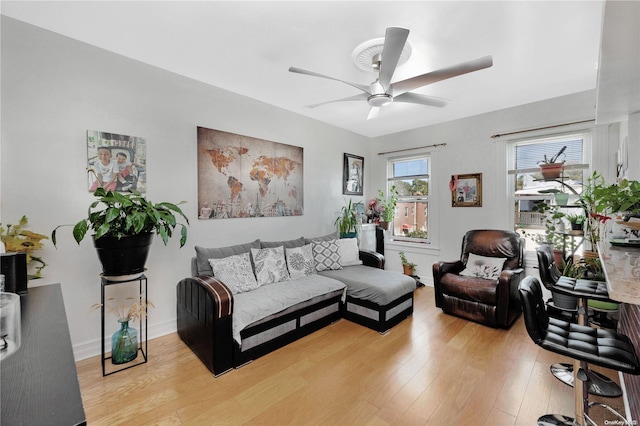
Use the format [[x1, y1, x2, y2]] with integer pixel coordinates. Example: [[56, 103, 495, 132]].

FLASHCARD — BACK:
[[101, 274, 148, 376], [0, 284, 86, 425]]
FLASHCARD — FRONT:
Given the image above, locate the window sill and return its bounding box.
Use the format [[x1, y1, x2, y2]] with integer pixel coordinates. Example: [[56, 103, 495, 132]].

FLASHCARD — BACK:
[[386, 239, 440, 256]]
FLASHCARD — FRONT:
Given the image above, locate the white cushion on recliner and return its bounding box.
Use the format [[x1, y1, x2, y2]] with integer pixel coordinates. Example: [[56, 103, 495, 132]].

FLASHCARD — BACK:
[[460, 253, 506, 280]]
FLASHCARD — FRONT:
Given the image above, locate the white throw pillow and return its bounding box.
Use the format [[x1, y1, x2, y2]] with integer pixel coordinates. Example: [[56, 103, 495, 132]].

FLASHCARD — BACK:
[[459, 253, 506, 280], [285, 244, 316, 279], [208, 252, 259, 294], [337, 238, 362, 267], [312, 239, 342, 272], [251, 246, 290, 286]]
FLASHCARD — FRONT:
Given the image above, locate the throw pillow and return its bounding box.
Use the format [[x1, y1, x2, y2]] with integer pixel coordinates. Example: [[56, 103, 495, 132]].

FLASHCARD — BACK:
[[195, 239, 260, 275], [208, 252, 259, 294], [251, 246, 290, 286], [337, 238, 362, 267], [285, 244, 316, 279], [460, 253, 506, 280], [312, 239, 342, 272]]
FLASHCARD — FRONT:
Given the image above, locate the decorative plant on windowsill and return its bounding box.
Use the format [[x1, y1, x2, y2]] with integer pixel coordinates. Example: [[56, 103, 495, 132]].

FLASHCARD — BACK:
[[335, 198, 362, 238], [376, 185, 398, 230]]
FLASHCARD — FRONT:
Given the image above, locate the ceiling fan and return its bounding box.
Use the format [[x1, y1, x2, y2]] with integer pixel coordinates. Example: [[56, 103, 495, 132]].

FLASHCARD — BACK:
[[289, 27, 493, 120]]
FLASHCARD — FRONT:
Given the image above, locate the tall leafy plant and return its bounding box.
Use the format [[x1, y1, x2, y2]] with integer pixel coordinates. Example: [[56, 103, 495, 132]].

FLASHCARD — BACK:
[[52, 188, 189, 247], [334, 199, 362, 235], [377, 185, 398, 222]]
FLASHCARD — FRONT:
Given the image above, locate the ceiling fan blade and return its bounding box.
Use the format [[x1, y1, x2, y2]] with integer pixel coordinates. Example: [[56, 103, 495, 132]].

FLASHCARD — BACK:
[[367, 107, 381, 120], [289, 66, 371, 94], [393, 92, 448, 108], [378, 27, 410, 90], [306, 93, 368, 108], [391, 55, 493, 96]]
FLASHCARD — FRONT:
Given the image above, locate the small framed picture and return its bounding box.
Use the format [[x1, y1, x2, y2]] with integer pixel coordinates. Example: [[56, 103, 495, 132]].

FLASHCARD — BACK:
[[451, 173, 482, 207], [343, 153, 364, 196]]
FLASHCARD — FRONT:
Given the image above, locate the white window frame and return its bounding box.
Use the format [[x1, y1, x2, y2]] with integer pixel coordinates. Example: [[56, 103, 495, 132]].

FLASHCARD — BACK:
[[385, 152, 436, 247]]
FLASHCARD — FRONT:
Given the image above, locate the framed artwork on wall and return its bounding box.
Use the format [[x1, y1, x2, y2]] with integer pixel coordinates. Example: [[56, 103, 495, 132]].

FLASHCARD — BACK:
[[450, 173, 482, 207], [343, 153, 364, 196], [197, 126, 303, 219], [87, 130, 147, 193]]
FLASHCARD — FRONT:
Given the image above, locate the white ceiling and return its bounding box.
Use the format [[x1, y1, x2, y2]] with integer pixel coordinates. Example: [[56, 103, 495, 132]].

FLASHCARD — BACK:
[[1, 1, 605, 138]]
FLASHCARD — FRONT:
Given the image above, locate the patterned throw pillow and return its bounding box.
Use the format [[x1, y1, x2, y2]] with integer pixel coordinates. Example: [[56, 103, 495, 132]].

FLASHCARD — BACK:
[[337, 238, 362, 267], [312, 239, 342, 272], [285, 244, 316, 279], [208, 252, 259, 294], [459, 253, 506, 280], [251, 246, 290, 286]]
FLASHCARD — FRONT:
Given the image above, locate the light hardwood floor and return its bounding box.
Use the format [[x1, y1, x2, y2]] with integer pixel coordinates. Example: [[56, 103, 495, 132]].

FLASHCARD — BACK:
[[76, 286, 625, 425]]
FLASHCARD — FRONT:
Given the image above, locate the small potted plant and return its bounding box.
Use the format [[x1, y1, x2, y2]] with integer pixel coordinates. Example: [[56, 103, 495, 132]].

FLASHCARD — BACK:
[[565, 213, 585, 232], [398, 251, 417, 276], [52, 188, 189, 279], [538, 146, 566, 180], [377, 185, 398, 231], [334, 198, 362, 238]]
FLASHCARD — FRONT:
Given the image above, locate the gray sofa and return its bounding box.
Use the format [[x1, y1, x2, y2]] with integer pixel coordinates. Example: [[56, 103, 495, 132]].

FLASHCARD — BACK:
[[176, 233, 416, 376]]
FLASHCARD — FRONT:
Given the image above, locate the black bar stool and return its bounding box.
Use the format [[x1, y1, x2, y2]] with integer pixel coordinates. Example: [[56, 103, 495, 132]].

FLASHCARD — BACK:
[[536, 245, 621, 398], [519, 276, 640, 426]]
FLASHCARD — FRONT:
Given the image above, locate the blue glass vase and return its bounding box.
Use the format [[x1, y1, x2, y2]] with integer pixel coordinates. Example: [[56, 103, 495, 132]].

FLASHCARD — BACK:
[[111, 319, 138, 365]]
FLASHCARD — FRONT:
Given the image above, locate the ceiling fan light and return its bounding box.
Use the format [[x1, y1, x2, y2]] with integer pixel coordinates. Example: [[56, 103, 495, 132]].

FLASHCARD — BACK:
[[368, 94, 393, 107]]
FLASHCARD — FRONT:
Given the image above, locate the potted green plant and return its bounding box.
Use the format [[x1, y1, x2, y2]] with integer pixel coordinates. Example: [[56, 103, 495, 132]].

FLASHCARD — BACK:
[[398, 251, 417, 276], [377, 185, 398, 231], [580, 171, 612, 253], [334, 198, 362, 238], [595, 178, 640, 220], [532, 200, 566, 264], [539, 188, 569, 206], [537, 146, 566, 180], [565, 213, 585, 231], [52, 188, 189, 278]]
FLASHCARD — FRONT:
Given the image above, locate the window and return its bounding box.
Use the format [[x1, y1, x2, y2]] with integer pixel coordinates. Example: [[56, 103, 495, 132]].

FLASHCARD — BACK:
[[387, 154, 431, 243], [508, 133, 590, 250]]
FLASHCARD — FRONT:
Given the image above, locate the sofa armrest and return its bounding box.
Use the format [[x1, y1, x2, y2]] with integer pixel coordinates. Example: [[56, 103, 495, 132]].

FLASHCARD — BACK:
[[176, 275, 234, 376], [359, 249, 385, 269]]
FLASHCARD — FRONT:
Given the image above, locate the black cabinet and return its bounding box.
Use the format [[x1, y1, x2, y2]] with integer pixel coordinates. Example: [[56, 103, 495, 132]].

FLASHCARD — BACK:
[[0, 284, 86, 426]]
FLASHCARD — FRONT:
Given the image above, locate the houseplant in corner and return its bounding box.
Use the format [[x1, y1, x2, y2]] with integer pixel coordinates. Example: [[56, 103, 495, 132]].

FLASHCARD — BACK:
[[398, 251, 417, 276], [377, 185, 398, 231], [335, 198, 362, 238], [52, 188, 189, 279]]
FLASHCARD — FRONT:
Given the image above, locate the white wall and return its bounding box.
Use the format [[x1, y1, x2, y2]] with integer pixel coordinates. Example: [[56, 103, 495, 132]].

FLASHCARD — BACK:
[[0, 17, 371, 359]]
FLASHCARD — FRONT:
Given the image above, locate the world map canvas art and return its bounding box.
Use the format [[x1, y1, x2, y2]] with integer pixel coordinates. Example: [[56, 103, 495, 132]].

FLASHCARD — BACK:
[[197, 127, 303, 219]]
